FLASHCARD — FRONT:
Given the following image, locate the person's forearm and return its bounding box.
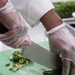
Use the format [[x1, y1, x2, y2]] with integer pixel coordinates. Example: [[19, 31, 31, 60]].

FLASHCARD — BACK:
[[0, 0, 7, 8], [40, 9, 63, 31]]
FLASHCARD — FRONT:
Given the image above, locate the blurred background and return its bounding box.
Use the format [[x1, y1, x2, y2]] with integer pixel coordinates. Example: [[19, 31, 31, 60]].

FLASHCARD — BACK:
[[0, 0, 75, 51]]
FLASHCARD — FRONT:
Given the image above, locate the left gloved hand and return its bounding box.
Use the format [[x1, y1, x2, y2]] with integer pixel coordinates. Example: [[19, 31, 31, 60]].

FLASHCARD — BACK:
[[0, 0, 31, 48]]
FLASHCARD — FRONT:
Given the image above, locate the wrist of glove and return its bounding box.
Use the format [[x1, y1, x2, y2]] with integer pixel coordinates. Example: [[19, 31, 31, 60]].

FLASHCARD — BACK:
[[0, 0, 13, 15], [0, 0, 31, 48], [46, 22, 75, 75]]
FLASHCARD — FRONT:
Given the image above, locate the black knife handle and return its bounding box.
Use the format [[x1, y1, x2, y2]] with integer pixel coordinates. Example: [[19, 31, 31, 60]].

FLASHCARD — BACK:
[[0, 23, 8, 34], [43, 67, 62, 75]]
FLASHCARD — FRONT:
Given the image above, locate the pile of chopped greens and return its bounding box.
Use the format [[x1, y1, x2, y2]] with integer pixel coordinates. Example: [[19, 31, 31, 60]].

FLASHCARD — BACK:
[[5, 50, 31, 71]]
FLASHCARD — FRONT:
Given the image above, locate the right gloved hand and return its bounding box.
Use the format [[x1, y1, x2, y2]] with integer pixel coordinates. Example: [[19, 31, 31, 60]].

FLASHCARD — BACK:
[[0, 0, 31, 48], [46, 23, 75, 75]]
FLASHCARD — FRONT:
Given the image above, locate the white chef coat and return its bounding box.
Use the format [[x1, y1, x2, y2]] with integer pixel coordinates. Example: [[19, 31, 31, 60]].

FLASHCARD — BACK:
[[11, 0, 54, 27]]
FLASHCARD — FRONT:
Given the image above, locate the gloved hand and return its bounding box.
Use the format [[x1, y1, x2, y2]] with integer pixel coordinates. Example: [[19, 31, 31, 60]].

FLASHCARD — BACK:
[[0, 0, 31, 48], [46, 22, 75, 75]]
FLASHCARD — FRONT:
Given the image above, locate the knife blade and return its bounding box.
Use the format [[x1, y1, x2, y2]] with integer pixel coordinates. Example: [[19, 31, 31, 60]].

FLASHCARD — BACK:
[[21, 41, 62, 69]]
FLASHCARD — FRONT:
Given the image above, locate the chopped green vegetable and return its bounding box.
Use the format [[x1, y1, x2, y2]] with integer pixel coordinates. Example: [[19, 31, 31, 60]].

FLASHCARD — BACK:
[[9, 56, 13, 61], [5, 50, 31, 72], [5, 63, 10, 66]]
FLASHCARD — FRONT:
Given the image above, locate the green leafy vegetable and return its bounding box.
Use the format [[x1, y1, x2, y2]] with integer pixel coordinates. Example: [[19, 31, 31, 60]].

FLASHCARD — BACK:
[[53, 1, 75, 18], [5, 63, 10, 66], [5, 50, 31, 71]]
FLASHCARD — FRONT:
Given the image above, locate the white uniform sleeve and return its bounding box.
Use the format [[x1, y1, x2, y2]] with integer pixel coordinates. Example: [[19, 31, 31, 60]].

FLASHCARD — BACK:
[[24, 0, 55, 27]]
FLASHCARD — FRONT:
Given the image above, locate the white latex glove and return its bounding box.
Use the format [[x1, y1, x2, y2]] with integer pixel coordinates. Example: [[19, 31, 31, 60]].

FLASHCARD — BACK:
[[46, 23, 75, 75], [0, 0, 31, 48]]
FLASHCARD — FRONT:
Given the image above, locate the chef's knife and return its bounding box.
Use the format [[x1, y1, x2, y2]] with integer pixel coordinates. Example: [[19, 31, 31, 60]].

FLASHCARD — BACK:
[[0, 23, 62, 70], [21, 41, 62, 69]]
